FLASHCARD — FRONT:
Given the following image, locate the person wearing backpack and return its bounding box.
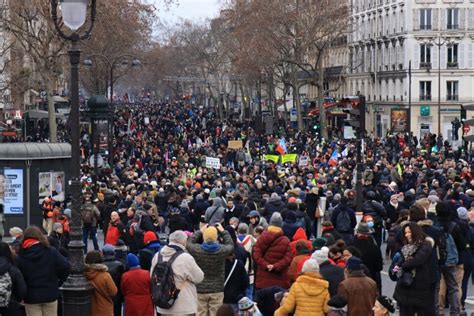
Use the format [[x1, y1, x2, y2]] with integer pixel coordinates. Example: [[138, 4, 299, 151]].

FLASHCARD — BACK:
[[151, 230, 204, 316], [187, 223, 234, 316], [331, 197, 357, 244], [0, 242, 27, 316], [121, 253, 153, 316], [81, 192, 101, 252], [436, 201, 466, 316], [138, 231, 160, 271]]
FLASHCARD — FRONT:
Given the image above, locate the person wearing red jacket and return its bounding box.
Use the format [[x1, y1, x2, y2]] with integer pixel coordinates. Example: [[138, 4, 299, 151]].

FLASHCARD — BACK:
[[105, 212, 126, 246], [289, 227, 312, 256], [253, 212, 293, 290]]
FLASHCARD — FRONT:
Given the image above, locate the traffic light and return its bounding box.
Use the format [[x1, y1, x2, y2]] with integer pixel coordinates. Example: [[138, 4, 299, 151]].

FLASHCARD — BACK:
[[312, 118, 320, 135], [343, 95, 366, 139]]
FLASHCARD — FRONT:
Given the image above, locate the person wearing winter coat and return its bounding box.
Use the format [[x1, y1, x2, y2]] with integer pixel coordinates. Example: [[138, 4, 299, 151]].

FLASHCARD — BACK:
[[248, 211, 268, 237], [121, 253, 153, 316], [205, 198, 226, 225], [187, 224, 234, 316], [16, 226, 70, 316], [362, 192, 387, 247], [393, 222, 434, 315], [223, 254, 249, 308], [312, 247, 345, 297], [0, 242, 27, 316], [282, 211, 302, 240], [193, 194, 210, 229], [105, 211, 126, 246], [289, 240, 312, 283], [84, 251, 118, 316], [305, 187, 319, 238], [337, 256, 378, 316], [138, 231, 160, 271], [48, 222, 68, 251], [263, 193, 285, 221], [151, 230, 204, 315], [102, 244, 126, 316], [320, 221, 343, 246], [289, 227, 312, 256], [330, 197, 357, 244], [253, 212, 293, 290], [274, 259, 330, 316], [352, 222, 383, 293]]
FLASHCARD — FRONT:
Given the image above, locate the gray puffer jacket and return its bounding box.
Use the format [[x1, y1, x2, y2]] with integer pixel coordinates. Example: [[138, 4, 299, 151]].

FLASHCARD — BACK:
[[186, 230, 234, 293]]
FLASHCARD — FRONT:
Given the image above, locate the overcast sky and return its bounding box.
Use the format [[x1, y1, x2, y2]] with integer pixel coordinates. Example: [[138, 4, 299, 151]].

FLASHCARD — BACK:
[[157, 0, 222, 25]]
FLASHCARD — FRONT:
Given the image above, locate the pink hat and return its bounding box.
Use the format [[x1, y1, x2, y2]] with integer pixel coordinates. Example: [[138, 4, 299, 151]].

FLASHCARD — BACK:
[[288, 197, 297, 204]]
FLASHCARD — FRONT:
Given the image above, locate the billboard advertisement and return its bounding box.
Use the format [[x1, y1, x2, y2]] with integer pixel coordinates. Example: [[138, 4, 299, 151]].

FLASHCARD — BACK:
[[0, 168, 24, 214]]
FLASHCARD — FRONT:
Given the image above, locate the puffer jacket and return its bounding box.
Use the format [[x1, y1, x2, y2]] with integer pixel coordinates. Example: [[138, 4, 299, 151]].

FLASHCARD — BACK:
[[290, 228, 312, 256], [275, 272, 330, 316], [186, 230, 234, 293], [85, 263, 118, 316], [253, 226, 293, 289]]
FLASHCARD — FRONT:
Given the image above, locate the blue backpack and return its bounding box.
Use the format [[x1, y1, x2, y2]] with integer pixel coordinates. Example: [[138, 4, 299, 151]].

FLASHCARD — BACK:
[[438, 222, 459, 266]]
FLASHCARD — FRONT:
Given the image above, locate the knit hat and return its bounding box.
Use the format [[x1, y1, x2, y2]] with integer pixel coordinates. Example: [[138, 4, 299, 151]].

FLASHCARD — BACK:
[[346, 256, 362, 271], [312, 237, 327, 250], [311, 246, 329, 265], [143, 231, 158, 244], [377, 296, 396, 313], [52, 223, 63, 232], [301, 259, 319, 273], [356, 222, 372, 234], [126, 253, 140, 269], [457, 207, 468, 220], [436, 201, 452, 218], [238, 297, 255, 311], [248, 210, 260, 218], [269, 192, 281, 201], [288, 197, 297, 204], [203, 226, 218, 242], [269, 212, 283, 228], [102, 244, 115, 256], [63, 208, 72, 218]]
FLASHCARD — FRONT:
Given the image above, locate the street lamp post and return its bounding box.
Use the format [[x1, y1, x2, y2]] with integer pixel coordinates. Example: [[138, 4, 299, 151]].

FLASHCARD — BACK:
[[429, 34, 454, 136], [83, 55, 141, 166], [50, 0, 96, 314]]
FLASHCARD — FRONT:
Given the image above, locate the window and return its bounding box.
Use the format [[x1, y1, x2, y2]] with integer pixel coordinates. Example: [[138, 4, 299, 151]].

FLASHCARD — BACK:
[[420, 44, 431, 67], [420, 9, 432, 30], [447, 44, 458, 67], [420, 81, 431, 101], [447, 8, 459, 30], [447, 81, 459, 101]]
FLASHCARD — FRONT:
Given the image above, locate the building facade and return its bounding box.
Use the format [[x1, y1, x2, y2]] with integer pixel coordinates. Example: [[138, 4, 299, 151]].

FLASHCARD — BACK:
[[347, 0, 474, 140]]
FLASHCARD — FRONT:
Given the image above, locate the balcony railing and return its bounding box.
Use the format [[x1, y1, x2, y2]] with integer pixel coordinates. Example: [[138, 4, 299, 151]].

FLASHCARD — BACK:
[[447, 24, 459, 30], [420, 24, 432, 30], [420, 62, 432, 69], [447, 61, 458, 69], [420, 94, 432, 101], [447, 94, 459, 101]]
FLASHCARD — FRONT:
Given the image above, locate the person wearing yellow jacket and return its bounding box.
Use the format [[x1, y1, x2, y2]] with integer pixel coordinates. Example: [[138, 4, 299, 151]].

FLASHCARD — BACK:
[[274, 259, 330, 316]]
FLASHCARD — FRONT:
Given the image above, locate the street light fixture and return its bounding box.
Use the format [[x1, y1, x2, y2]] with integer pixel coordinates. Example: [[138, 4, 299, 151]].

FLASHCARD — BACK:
[[50, 0, 96, 314]]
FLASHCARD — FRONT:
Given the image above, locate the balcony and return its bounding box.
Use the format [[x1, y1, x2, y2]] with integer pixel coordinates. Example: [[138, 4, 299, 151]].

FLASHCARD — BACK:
[[420, 62, 431, 69], [447, 94, 459, 101], [447, 61, 458, 69], [447, 24, 459, 30], [420, 24, 432, 30], [420, 95, 432, 101]]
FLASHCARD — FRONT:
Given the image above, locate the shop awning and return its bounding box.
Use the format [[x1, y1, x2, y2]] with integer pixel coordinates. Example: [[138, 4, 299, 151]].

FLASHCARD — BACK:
[[26, 110, 67, 120]]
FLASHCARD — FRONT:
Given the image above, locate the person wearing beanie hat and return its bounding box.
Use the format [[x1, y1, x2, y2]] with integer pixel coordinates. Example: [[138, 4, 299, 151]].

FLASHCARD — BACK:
[[138, 231, 160, 271], [275, 258, 330, 316], [187, 223, 234, 316], [337, 256, 378, 316], [435, 202, 466, 314], [84, 250, 118, 316], [248, 210, 268, 237], [373, 296, 395, 315], [9, 226, 23, 254], [263, 193, 285, 222], [311, 246, 344, 297], [48, 222, 66, 250], [114, 239, 128, 264], [457, 206, 468, 221], [288, 240, 312, 283], [121, 253, 154, 316], [151, 230, 204, 315], [312, 237, 327, 250], [101, 243, 126, 316], [253, 212, 293, 290]]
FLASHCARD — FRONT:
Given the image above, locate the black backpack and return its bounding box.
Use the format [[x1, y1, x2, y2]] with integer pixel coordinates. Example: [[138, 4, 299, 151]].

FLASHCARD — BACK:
[[335, 209, 352, 233], [150, 246, 183, 309]]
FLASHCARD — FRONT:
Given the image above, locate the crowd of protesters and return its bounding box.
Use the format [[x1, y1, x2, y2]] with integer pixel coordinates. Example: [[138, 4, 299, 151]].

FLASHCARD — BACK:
[[2, 101, 474, 316]]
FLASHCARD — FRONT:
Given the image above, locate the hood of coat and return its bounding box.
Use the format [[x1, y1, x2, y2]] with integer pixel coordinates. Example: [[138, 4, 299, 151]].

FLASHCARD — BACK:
[[159, 243, 185, 258], [212, 198, 223, 208], [292, 227, 308, 242], [85, 263, 108, 280], [425, 236, 435, 248], [19, 243, 46, 261], [417, 219, 433, 227], [296, 273, 329, 296]]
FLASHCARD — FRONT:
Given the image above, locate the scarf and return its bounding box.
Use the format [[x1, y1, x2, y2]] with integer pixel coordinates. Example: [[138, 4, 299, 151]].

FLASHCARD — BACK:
[[401, 242, 420, 261], [22, 239, 39, 249], [201, 241, 221, 252]]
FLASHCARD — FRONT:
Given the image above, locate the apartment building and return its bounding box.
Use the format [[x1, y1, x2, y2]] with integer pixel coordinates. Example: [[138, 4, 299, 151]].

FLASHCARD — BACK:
[[347, 0, 474, 140]]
